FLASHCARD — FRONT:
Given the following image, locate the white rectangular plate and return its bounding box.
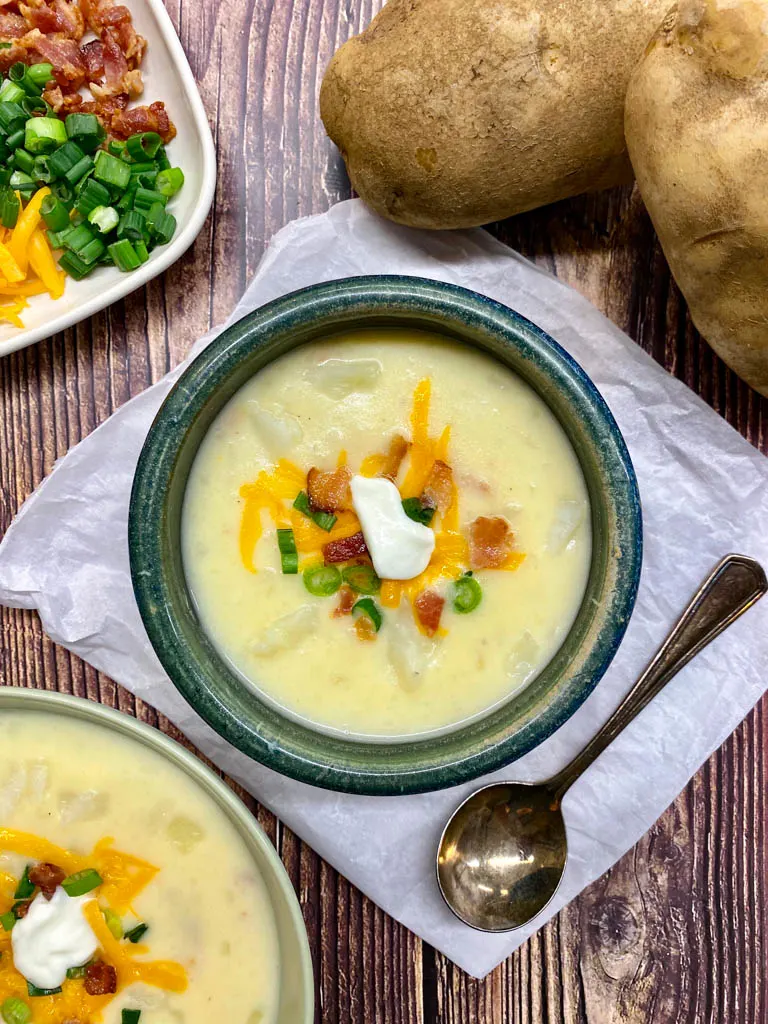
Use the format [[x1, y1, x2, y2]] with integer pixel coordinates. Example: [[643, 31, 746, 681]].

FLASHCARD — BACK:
[[0, 0, 216, 358]]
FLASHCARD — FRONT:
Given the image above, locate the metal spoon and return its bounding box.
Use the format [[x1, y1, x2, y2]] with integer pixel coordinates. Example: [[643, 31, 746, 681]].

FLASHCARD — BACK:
[[437, 553, 767, 932]]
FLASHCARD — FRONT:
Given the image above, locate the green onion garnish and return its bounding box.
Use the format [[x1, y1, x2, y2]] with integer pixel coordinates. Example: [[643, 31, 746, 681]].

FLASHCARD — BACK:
[[65, 965, 87, 979], [121, 1010, 141, 1024], [124, 922, 148, 944], [26, 63, 53, 90], [26, 983, 61, 998], [107, 238, 141, 272], [61, 868, 102, 897], [32, 154, 53, 183], [401, 498, 435, 526], [93, 150, 130, 191], [0, 102, 27, 136], [63, 154, 94, 186], [8, 170, 34, 196], [117, 209, 146, 242], [88, 205, 119, 234], [57, 250, 93, 280], [0, 912, 15, 932], [40, 193, 70, 231], [0, 80, 24, 106], [74, 177, 110, 217], [11, 148, 33, 175], [47, 139, 85, 179], [134, 239, 149, 264], [13, 866, 34, 900], [24, 116, 67, 154], [144, 202, 175, 245], [1, 996, 31, 1024], [5, 128, 24, 151], [277, 528, 298, 575], [65, 112, 105, 153], [352, 598, 383, 632], [292, 491, 337, 532], [103, 907, 123, 939], [155, 167, 184, 197], [0, 186, 19, 229], [303, 565, 342, 597], [452, 573, 482, 614], [124, 131, 162, 161], [342, 564, 381, 595]]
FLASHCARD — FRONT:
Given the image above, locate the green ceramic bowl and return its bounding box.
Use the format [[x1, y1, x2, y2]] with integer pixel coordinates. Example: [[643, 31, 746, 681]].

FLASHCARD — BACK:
[[130, 276, 642, 796], [0, 687, 314, 1023]]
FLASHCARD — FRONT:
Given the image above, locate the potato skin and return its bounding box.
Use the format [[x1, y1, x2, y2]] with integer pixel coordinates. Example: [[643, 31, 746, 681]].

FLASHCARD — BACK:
[[626, 0, 768, 396], [320, 0, 670, 229]]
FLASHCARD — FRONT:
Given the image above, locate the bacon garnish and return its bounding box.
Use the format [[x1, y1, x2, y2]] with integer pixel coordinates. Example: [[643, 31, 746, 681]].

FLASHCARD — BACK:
[[414, 590, 445, 637], [422, 459, 453, 512], [469, 516, 513, 569], [30, 32, 86, 89], [307, 465, 351, 513], [381, 434, 409, 481], [28, 861, 65, 899], [333, 585, 355, 618], [0, 12, 29, 38], [84, 962, 117, 996], [323, 531, 368, 564], [79, 38, 104, 78], [21, 1, 84, 37], [108, 100, 176, 142]]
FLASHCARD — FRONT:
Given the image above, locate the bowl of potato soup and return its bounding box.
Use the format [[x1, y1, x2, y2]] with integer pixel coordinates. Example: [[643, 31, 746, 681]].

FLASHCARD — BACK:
[[130, 276, 642, 795], [0, 688, 313, 1024]]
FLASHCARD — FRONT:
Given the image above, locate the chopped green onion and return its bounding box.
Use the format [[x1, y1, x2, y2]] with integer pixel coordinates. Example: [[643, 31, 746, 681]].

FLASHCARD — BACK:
[[40, 194, 70, 231], [144, 202, 175, 245], [61, 868, 102, 897], [342, 564, 381, 595], [87, 205, 119, 234], [64, 154, 94, 186], [47, 139, 85, 179], [401, 498, 435, 526], [24, 116, 67, 154], [26, 983, 61, 998], [126, 160, 156, 176], [155, 167, 184, 197], [11, 148, 33, 175], [74, 177, 110, 216], [65, 112, 105, 154], [116, 184, 137, 211], [352, 598, 383, 632], [131, 168, 158, 189], [20, 96, 48, 118], [0, 186, 19, 229], [103, 907, 123, 939], [51, 178, 73, 205], [77, 236, 105, 265], [4, 128, 23, 150], [65, 965, 87, 979], [8, 170, 34, 196], [46, 228, 68, 249], [133, 186, 167, 212], [93, 150, 130, 191], [303, 565, 342, 597], [1, 996, 31, 1024], [63, 223, 95, 254], [452, 573, 482, 614], [292, 490, 337, 532], [26, 63, 53, 90], [277, 528, 298, 575], [0, 80, 24, 105], [124, 131, 162, 161], [155, 146, 171, 171], [13, 866, 34, 900], [0, 102, 27, 135], [124, 922, 148, 944], [107, 238, 141, 272], [0, 912, 15, 932], [107, 139, 126, 158], [32, 155, 53, 183], [117, 209, 146, 242], [121, 1010, 141, 1024], [311, 510, 336, 532], [134, 239, 149, 264], [8, 63, 25, 84], [57, 250, 94, 280]]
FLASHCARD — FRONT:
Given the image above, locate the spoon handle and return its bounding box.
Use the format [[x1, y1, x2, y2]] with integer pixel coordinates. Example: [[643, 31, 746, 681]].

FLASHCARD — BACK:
[[548, 554, 767, 802]]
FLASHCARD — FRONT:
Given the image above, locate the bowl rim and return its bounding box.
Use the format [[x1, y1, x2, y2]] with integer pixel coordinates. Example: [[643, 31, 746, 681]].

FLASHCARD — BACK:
[[0, 687, 314, 1021], [129, 275, 643, 795]]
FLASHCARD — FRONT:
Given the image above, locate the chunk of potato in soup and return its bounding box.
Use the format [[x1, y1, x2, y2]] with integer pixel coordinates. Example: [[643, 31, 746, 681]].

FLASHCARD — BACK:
[[183, 331, 592, 738], [0, 713, 280, 1024]]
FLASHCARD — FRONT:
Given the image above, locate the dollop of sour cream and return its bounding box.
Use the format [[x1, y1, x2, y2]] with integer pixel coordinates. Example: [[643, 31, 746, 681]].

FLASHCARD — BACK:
[[12, 887, 99, 989], [350, 475, 435, 580]]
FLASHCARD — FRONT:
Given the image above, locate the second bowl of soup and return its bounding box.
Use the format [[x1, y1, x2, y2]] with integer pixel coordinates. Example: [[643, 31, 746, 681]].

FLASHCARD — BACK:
[[130, 276, 642, 794]]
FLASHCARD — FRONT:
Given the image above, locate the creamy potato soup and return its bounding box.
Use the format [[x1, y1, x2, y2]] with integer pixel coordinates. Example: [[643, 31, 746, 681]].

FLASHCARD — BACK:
[[0, 713, 279, 1024], [183, 331, 592, 738]]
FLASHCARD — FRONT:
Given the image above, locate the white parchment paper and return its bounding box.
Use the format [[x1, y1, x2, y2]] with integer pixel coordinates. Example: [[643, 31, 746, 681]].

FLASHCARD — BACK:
[[1, 199, 767, 979]]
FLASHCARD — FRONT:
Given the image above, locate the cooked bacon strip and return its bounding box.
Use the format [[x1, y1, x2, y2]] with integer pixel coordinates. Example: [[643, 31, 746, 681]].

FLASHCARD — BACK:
[[323, 531, 368, 564], [21, 1, 84, 37], [381, 434, 409, 481], [30, 31, 86, 89], [84, 962, 117, 996], [469, 516, 513, 569], [422, 459, 453, 512], [0, 12, 28, 37], [414, 590, 445, 637], [29, 861, 65, 898], [79, 37, 104, 78], [112, 13, 143, 65], [307, 465, 351, 513], [108, 99, 176, 142], [333, 585, 355, 618]]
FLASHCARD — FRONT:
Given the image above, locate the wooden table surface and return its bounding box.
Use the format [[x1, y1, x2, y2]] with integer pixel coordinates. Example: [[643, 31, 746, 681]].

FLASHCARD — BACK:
[[1, 1, 766, 1022]]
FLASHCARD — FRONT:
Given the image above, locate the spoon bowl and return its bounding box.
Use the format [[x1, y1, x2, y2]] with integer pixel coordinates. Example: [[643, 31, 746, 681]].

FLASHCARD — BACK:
[[438, 782, 566, 931]]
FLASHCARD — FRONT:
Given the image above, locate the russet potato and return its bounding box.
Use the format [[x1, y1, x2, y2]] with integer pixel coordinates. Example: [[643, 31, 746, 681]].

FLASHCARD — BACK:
[[320, 0, 670, 229], [626, 0, 768, 396]]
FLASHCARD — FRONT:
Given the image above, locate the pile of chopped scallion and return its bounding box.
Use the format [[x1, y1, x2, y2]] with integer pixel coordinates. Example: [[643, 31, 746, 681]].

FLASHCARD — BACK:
[[0, 60, 184, 281]]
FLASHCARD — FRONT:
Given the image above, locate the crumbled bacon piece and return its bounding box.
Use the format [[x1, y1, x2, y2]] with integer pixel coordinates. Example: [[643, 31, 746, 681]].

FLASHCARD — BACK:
[[307, 466, 351, 513], [13, 900, 31, 919], [108, 100, 175, 142], [323, 531, 368, 564], [469, 516, 513, 569], [87, 1, 132, 29], [422, 460, 453, 512], [29, 861, 65, 898], [414, 590, 445, 637], [333, 585, 355, 618], [79, 38, 104, 78], [381, 434, 409, 481], [30, 32, 87, 89], [84, 962, 117, 996], [354, 616, 376, 642], [0, 13, 29, 38], [21, 1, 84, 37]]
